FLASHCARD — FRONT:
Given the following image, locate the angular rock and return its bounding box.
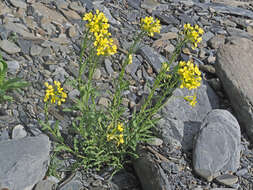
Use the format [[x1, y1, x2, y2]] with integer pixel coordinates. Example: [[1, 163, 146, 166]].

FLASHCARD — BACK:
[[60, 9, 81, 20], [6, 60, 20, 74], [32, 2, 67, 24], [127, 0, 141, 9], [156, 81, 219, 150], [138, 45, 167, 73], [215, 174, 238, 186], [58, 172, 83, 190], [133, 147, 171, 190], [125, 55, 141, 78], [34, 179, 55, 190], [215, 37, 253, 143], [141, 0, 160, 11], [104, 58, 115, 75], [12, 124, 27, 140], [0, 135, 50, 190], [208, 35, 225, 49], [0, 40, 21, 54], [197, 3, 253, 19], [193, 110, 241, 181], [30, 45, 43, 56], [9, 0, 27, 9], [4, 22, 38, 39]]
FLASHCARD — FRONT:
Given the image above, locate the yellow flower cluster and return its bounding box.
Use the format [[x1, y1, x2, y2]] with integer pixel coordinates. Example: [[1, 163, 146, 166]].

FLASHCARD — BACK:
[[44, 81, 67, 106], [83, 10, 117, 56], [141, 16, 161, 37], [184, 93, 197, 107], [183, 23, 204, 49], [178, 60, 201, 90], [162, 62, 171, 80], [107, 122, 124, 146]]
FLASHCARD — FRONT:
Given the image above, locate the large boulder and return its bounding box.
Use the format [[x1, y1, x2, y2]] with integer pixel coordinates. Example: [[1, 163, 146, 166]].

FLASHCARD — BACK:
[[193, 109, 241, 181], [156, 81, 219, 150], [0, 135, 50, 190], [215, 37, 253, 143]]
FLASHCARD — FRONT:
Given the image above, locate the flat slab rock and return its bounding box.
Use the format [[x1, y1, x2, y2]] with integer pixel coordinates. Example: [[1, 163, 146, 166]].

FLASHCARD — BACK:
[[0, 135, 50, 190], [193, 109, 241, 181], [215, 37, 253, 143], [133, 146, 171, 190]]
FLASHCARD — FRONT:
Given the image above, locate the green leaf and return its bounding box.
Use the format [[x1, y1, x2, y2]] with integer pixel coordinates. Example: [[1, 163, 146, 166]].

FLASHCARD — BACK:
[[2, 79, 29, 90], [3, 95, 13, 102], [54, 145, 73, 153]]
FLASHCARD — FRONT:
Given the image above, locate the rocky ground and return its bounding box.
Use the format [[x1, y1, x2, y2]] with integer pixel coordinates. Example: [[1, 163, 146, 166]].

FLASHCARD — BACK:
[[0, 0, 253, 190]]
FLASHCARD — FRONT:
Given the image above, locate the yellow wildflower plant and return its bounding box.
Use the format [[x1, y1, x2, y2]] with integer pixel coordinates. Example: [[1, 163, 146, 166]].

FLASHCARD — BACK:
[[44, 81, 67, 106], [183, 23, 204, 49], [141, 16, 161, 37], [178, 60, 201, 90]]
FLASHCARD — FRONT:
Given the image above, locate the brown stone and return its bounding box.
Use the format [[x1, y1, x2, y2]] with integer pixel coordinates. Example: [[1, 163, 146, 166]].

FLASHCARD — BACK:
[[60, 9, 81, 20], [215, 37, 253, 143], [32, 3, 67, 24]]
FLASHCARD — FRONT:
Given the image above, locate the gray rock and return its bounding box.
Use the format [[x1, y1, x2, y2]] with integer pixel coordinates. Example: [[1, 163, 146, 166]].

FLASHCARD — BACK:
[[227, 27, 253, 39], [94, 5, 121, 26], [16, 38, 32, 55], [215, 37, 253, 143], [138, 45, 167, 73], [30, 45, 43, 56], [4, 22, 37, 39], [59, 172, 83, 190], [0, 135, 50, 190], [12, 124, 27, 140], [34, 179, 55, 190], [0, 40, 21, 54], [133, 147, 171, 190], [104, 58, 114, 75], [127, 0, 141, 9], [9, 0, 27, 9], [6, 60, 20, 74], [156, 81, 219, 150], [193, 109, 241, 181], [68, 89, 80, 101], [154, 14, 180, 25], [199, 3, 253, 19], [125, 55, 141, 78], [141, 0, 160, 10], [236, 168, 248, 176], [147, 137, 163, 146], [0, 129, 10, 141], [208, 35, 225, 49], [215, 174, 238, 186], [202, 31, 215, 43], [92, 68, 101, 80]]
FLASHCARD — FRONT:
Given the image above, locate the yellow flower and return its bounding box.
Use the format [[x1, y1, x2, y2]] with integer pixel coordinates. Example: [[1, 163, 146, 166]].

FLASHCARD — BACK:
[[183, 23, 204, 49], [107, 134, 115, 141], [117, 123, 124, 132], [141, 16, 161, 37], [178, 60, 202, 90], [184, 93, 197, 107], [118, 134, 124, 145], [128, 54, 133, 64], [44, 81, 67, 105]]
